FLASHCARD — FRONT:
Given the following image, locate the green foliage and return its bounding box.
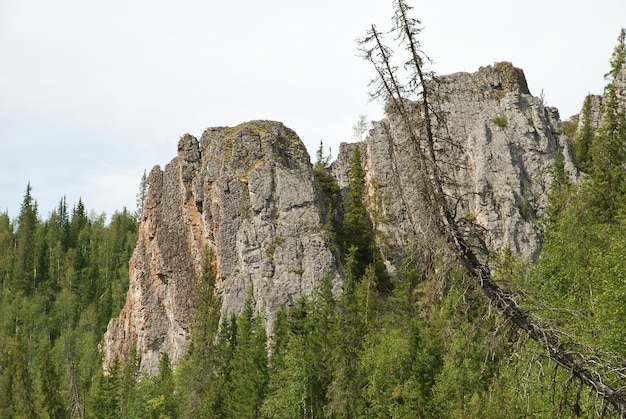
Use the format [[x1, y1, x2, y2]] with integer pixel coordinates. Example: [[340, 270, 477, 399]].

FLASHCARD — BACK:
[[341, 147, 372, 274], [570, 30, 626, 223], [262, 280, 335, 418], [562, 115, 578, 138], [572, 94, 594, 170], [175, 247, 224, 418], [340, 147, 390, 292], [587, 83, 626, 223], [531, 209, 626, 354], [545, 147, 573, 228], [351, 114, 369, 141], [14, 182, 39, 295], [518, 198, 531, 220], [491, 115, 508, 128], [134, 353, 178, 419], [313, 139, 332, 171], [605, 28, 625, 82], [313, 140, 340, 196], [2, 23, 626, 419], [313, 167, 340, 196], [266, 235, 284, 260], [38, 344, 68, 418], [326, 249, 367, 418], [0, 185, 139, 418], [226, 290, 269, 418], [135, 169, 148, 221]]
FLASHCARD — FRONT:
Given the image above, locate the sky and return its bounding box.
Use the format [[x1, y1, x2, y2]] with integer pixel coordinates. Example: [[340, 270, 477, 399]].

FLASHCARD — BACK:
[[1, 0, 625, 221]]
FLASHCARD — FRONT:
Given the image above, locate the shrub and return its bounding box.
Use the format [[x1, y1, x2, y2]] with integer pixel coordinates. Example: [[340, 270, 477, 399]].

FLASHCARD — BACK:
[[492, 115, 508, 128]]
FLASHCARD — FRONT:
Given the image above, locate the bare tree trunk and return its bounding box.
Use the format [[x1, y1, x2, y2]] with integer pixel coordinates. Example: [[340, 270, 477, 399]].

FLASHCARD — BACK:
[[65, 339, 84, 419]]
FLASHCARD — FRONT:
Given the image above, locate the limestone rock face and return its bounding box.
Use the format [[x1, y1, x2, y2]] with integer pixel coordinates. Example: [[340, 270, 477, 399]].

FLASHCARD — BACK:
[[104, 64, 580, 375], [103, 121, 342, 374], [198, 122, 342, 324], [333, 63, 578, 270]]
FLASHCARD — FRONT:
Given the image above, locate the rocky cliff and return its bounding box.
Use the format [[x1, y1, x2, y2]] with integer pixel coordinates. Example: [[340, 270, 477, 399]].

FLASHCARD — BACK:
[[103, 121, 342, 374], [103, 63, 578, 374], [332, 62, 578, 270]]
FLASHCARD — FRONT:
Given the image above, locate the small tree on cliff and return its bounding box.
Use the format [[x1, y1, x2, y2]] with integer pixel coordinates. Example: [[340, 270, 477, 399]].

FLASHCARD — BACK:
[[135, 169, 148, 221], [351, 115, 369, 141]]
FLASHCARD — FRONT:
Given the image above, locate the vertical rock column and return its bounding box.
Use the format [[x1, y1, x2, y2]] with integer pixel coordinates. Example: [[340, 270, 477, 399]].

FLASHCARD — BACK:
[[103, 135, 205, 375]]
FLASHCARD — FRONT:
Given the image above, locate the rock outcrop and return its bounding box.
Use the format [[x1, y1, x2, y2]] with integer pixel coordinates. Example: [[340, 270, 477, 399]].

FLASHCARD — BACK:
[[574, 63, 626, 133], [103, 121, 342, 374], [104, 63, 579, 374], [332, 62, 578, 270]]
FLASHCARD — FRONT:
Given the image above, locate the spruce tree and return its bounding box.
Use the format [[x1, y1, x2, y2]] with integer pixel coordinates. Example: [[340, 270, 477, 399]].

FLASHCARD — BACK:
[[15, 183, 38, 294], [572, 94, 594, 170], [588, 29, 626, 223], [38, 347, 68, 419], [176, 247, 222, 417], [226, 290, 268, 418], [545, 147, 573, 229], [203, 314, 237, 418], [142, 352, 177, 418], [326, 247, 366, 418], [9, 335, 37, 418], [341, 147, 373, 276], [605, 28, 625, 82], [262, 274, 336, 418]]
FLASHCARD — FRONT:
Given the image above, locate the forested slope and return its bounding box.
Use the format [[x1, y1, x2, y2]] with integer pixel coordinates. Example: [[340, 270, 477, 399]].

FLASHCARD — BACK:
[[1, 8, 625, 419], [0, 192, 138, 418]]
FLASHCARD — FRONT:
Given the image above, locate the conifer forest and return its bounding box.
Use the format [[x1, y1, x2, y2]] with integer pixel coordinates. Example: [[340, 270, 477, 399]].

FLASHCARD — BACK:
[[2, 2, 626, 418]]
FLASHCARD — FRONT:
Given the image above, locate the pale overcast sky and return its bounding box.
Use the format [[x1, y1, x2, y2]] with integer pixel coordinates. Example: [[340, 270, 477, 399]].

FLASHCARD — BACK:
[[1, 0, 624, 220]]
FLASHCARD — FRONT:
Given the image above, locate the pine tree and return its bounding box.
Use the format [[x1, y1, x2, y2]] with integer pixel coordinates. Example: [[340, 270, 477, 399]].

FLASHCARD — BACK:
[[313, 140, 331, 171], [312, 140, 339, 196], [90, 355, 122, 419], [0, 212, 14, 294], [203, 314, 237, 418]]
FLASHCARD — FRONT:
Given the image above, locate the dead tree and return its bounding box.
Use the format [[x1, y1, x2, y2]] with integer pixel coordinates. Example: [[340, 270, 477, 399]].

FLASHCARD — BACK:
[[358, 0, 626, 415], [64, 338, 84, 419]]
